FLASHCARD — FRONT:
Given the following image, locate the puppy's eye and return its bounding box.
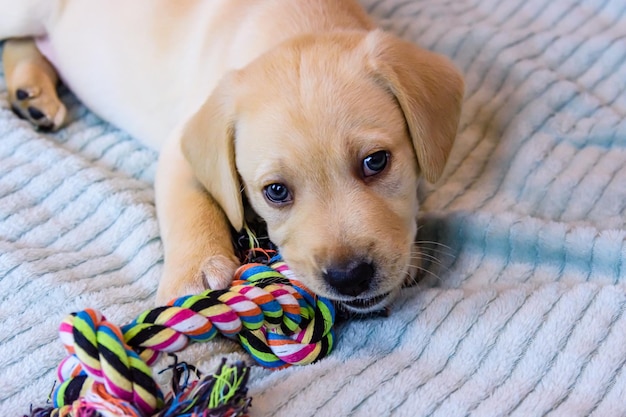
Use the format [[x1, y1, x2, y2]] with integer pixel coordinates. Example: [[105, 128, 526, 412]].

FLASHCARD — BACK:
[[264, 183, 292, 205], [362, 151, 389, 177]]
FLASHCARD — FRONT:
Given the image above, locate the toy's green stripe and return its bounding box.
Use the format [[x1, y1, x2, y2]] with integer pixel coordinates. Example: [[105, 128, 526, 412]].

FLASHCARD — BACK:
[[282, 316, 299, 332], [129, 354, 155, 379], [54, 375, 89, 407], [54, 379, 70, 406], [246, 270, 283, 282], [124, 323, 159, 345], [263, 309, 282, 320], [129, 354, 162, 409], [73, 314, 98, 352], [98, 330, 128, 364], [238, 331, 281, 366], [318, 301, 334, 334]]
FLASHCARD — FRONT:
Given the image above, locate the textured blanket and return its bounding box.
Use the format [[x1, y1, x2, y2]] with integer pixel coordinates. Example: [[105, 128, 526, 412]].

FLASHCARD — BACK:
[[2, 0, 626, 415]]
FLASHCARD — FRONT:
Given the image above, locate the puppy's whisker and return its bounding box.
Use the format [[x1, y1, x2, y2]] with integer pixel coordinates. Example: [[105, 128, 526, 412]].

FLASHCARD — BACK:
[[403, 269, 431, 288], [410, 255, 451, 276], [410, 252, 444, 265], [414, 265, 443, 283], [410, 250, 445, 265], [413, 244, 454, 260], [414, 247, 453, 259], [414, 240, 453, 251], [421, 248, 454, 259], [403, 269, 418, 285]]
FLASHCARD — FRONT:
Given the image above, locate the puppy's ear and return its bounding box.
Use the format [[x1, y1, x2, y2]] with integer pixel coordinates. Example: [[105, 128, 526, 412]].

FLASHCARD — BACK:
[[180, 72, 244, 231], [364, 30, 464, 183]]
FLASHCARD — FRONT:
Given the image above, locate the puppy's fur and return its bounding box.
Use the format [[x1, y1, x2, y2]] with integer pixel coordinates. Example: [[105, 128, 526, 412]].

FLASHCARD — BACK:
[[1, 0, 463, 312]]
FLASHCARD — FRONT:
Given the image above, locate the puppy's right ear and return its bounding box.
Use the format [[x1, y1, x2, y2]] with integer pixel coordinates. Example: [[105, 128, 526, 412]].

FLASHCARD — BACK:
[[180, 72, 244, 231], [364, 30, 464, 183]]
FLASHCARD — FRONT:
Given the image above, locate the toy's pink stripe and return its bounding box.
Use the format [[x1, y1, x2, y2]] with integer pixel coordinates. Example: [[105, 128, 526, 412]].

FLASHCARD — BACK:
[[105, 380, 132, 401], [57, 356, 80, 382], [134, 393, 155, 416], [82, 364, 103, 380], [274, 294, 298, 305], [209, 310, 238, 323], [270, 288, 290, 297], [238, 286, 252, 294], [241, 286, 266, 296], [239, 286, 268, 301], [149, 334, 185, 351], [169, 315, 203, 332], [59, 322, 73, 333], [143, 350, 160, 366], [278, 344, 316, 363], [165, 311, 208, 335], [165, 309, 196, 326], [58, 323, 75, 350], [225, 294, 247, 305], [293, 330, 306, 343], [226, 298, 258, 311], [225, 295, 256, 312]]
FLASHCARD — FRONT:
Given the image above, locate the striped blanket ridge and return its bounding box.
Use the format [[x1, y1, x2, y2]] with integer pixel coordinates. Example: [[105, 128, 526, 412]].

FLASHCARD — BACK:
[[1, 0, 626, 415]]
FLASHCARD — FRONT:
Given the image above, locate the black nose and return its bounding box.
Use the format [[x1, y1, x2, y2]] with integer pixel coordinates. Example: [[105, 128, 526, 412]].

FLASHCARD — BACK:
[[323, 262, 375, 297]]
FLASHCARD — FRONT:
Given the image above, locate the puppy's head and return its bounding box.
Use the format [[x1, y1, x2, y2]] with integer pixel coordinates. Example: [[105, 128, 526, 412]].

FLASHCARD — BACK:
[[181, 30, 463, 313]]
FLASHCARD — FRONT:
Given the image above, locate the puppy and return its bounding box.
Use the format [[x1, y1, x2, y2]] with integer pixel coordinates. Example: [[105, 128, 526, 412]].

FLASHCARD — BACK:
[[1, 0, 463, 313]]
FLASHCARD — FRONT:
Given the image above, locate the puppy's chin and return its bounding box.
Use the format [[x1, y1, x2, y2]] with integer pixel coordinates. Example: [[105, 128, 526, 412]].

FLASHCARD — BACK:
[[337, 288, 399, 314]]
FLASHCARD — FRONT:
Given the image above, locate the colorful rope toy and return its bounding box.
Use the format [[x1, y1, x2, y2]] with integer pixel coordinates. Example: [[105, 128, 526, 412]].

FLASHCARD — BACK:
[[33, 255, 336, 417]]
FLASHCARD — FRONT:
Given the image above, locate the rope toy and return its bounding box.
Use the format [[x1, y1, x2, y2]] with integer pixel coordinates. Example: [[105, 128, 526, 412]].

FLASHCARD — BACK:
[[36, 357, 251, 417], [31, 255, 336, 416], [124, 255, 335, 368]]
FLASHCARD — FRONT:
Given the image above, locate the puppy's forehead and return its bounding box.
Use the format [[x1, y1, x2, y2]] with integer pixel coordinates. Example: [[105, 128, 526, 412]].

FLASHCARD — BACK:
[[235, 61, 407, 164]]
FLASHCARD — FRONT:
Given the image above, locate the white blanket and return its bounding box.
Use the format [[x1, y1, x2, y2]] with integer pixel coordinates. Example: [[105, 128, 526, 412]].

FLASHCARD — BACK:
[[2, 0, 626, 415]]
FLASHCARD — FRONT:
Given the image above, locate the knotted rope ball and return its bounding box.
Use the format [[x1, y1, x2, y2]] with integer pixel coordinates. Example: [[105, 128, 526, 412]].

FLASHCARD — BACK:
[[48, 255, 336, 416]]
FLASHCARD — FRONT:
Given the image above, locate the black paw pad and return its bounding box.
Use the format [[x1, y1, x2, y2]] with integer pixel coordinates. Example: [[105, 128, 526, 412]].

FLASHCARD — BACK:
[[10, 105, 25, 119], [16, 89, 29, 101], [27, 106, 46, 120], [37, 123, 54, 133]]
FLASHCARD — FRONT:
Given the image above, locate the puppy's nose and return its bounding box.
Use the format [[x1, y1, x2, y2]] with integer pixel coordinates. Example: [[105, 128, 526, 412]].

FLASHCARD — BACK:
[[323, 262, 375, 297]]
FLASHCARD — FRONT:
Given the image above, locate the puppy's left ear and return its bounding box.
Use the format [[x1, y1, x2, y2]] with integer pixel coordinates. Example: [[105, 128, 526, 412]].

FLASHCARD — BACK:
[[364, 30, 464, 183], [179, 72, 244, 231]]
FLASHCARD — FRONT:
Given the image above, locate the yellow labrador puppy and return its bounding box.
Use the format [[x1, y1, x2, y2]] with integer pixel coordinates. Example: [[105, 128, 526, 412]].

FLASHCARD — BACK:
[[1, 0, 463, 313]]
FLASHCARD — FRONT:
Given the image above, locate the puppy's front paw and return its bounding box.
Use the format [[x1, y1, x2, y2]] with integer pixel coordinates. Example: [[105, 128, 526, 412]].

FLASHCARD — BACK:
[[198, 253, 240, 290], [156, 254, 240, 305], [10, 85, 66, 132]]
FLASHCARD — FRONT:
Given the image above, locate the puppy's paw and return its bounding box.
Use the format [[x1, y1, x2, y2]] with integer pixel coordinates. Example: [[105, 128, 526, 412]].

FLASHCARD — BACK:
[[156, 254, 240, 305], [198, 253, 240, 290], [10, 85, 66, 132]]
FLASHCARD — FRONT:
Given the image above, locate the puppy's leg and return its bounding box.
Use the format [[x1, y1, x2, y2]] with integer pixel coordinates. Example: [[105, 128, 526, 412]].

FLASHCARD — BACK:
[[155, 135, 240, 304], [3, 38, 67, 131]]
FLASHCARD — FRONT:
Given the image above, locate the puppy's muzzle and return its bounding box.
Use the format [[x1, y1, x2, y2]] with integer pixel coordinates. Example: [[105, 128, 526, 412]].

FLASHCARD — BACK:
[[323, 261, 375, 297]]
